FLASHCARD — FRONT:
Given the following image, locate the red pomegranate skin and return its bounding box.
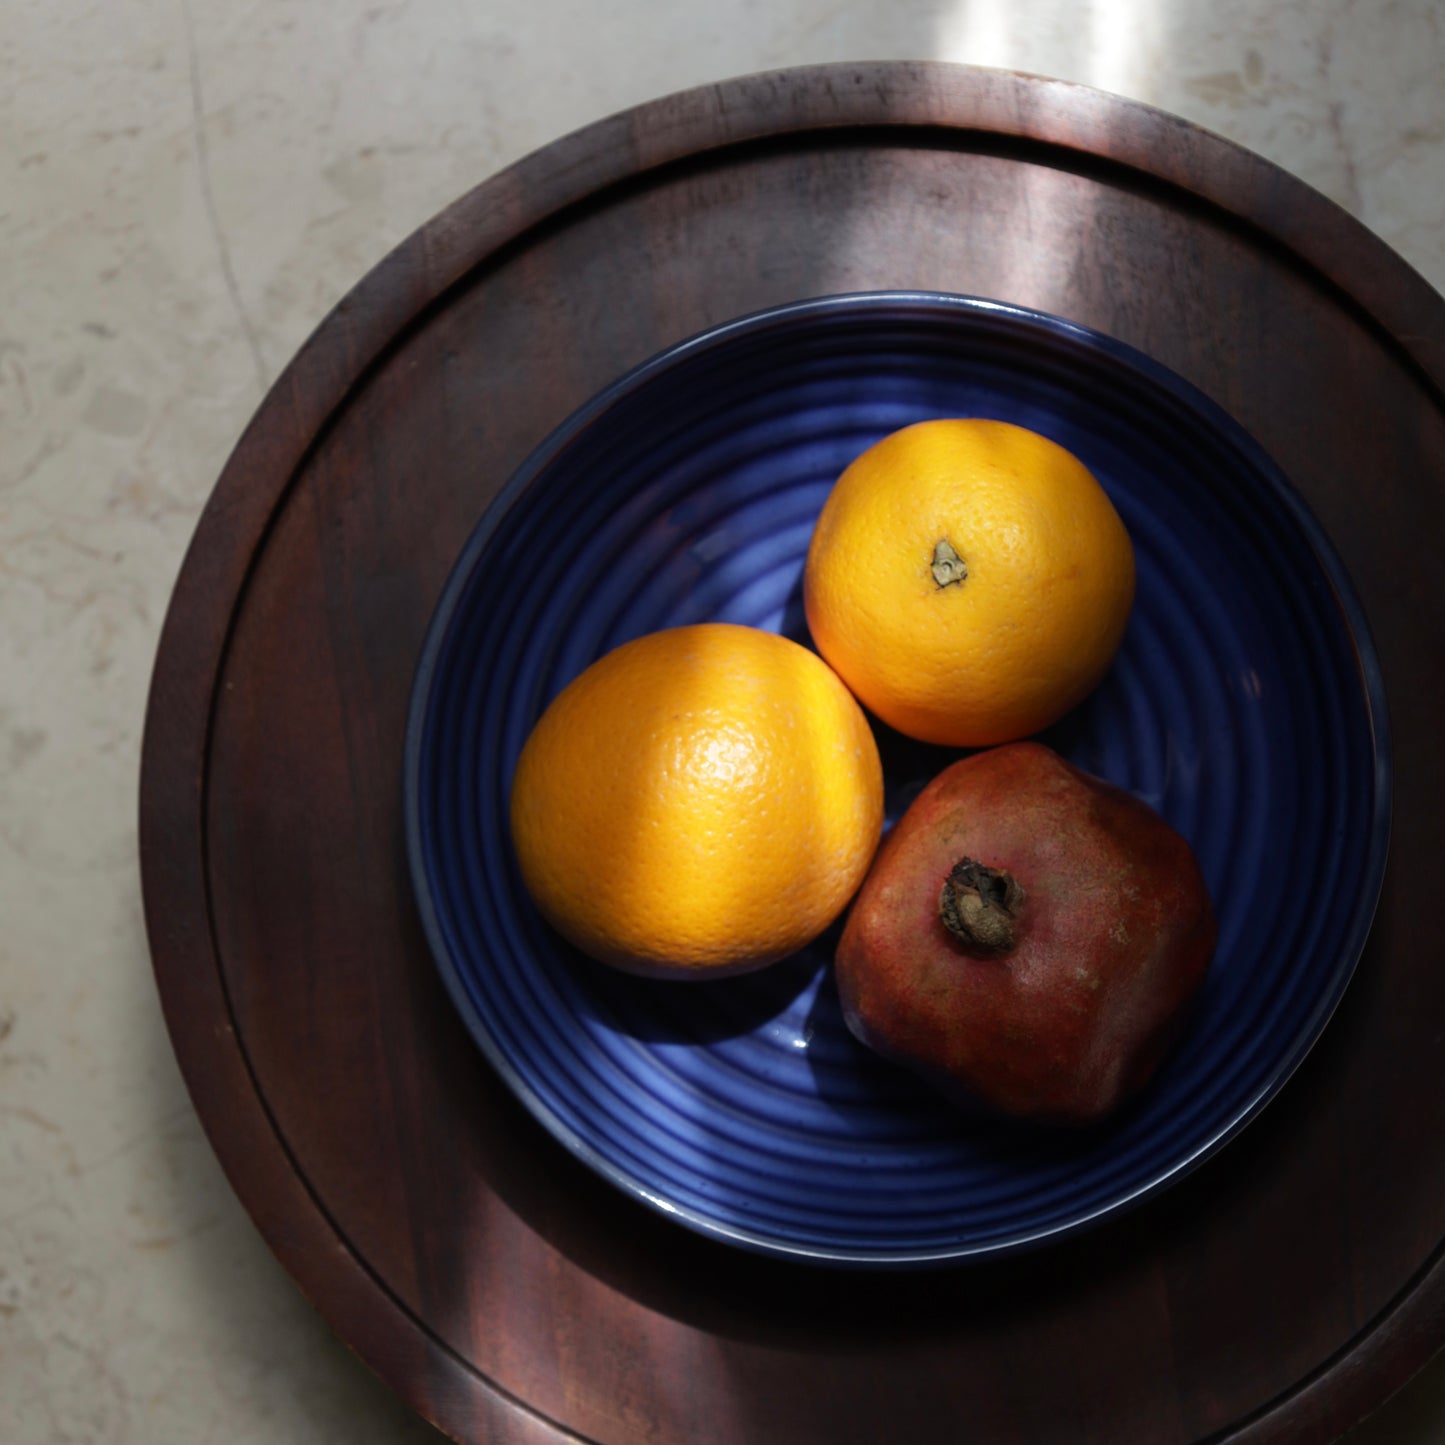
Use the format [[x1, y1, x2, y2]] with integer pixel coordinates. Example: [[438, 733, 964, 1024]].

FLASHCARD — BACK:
[[835, 742, 1217, 1124]]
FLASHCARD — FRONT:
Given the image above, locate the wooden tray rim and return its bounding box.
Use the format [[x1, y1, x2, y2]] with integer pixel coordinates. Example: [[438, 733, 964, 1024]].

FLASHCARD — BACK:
[[138, 60, 1445, 1444]]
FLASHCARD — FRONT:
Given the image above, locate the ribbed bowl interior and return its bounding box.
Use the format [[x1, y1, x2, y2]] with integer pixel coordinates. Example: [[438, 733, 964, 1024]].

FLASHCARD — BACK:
[[405, 293, 1389, 1267]]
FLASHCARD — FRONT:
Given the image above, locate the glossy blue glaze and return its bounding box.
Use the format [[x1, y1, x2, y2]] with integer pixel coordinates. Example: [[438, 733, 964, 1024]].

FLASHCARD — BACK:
[[404, 293, 1390, 1267]]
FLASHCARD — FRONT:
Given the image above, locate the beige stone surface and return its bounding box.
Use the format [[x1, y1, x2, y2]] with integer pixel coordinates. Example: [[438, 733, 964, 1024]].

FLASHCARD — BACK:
[[2, 0, 1442, 1440]]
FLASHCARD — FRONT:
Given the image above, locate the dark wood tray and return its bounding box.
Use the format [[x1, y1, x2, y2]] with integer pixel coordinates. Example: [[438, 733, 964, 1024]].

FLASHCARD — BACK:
[[139, 63, 1445, 1444]]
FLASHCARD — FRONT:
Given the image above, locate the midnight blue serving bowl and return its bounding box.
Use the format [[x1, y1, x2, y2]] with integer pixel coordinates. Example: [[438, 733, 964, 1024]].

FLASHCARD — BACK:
[[404, 292, 1390, 1267]]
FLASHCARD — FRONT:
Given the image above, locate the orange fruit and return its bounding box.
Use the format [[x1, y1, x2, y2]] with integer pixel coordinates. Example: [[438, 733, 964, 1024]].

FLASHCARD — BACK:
[[803, 418, 1135, 747], [509, 622, 884, 979]]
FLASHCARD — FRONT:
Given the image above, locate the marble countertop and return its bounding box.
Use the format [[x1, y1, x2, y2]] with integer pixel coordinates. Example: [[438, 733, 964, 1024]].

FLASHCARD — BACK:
[[3, 1, 1443, 1440]]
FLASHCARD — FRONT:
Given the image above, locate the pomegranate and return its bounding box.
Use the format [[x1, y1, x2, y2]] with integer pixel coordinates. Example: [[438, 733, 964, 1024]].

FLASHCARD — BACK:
[[836, 742, 1217, 1124]]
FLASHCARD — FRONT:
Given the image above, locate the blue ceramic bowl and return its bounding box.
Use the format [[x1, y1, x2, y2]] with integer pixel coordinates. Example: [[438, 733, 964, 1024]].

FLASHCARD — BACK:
[[404, 293, 1390, 1267]]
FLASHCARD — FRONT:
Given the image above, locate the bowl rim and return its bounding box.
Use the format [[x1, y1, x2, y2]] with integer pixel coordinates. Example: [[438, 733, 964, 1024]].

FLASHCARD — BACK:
[[402, 288, 1392, 1267]]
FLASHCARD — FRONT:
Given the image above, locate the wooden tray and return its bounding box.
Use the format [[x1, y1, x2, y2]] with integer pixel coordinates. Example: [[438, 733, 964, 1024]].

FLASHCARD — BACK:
[[140, 63, 1445, 1443]]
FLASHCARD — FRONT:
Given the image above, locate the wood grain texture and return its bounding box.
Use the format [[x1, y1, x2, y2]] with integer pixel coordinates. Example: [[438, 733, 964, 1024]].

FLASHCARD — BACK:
[[140, 63, 1445, 1444]]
